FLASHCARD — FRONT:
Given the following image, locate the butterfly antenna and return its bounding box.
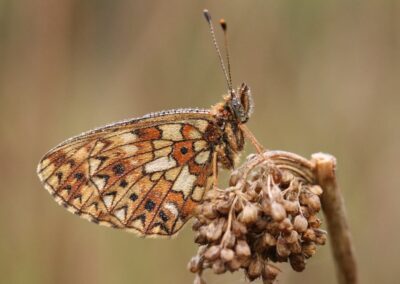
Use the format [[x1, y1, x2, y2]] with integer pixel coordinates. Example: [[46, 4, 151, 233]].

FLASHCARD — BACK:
[[219, 19, 233, 91], [203, 9, 232, 92]]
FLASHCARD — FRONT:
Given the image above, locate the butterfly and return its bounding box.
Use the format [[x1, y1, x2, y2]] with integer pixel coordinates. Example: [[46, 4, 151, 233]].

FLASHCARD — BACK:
[[37, 10, 263, 238]]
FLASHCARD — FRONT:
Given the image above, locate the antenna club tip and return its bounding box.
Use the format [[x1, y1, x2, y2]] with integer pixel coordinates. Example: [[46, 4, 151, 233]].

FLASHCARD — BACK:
[[203, 9, 211, 22], [220, 19, 227, 31]]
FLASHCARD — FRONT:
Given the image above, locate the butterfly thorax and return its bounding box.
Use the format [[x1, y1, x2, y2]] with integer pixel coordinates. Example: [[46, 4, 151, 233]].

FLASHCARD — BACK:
[[209, 83, 253, 169]]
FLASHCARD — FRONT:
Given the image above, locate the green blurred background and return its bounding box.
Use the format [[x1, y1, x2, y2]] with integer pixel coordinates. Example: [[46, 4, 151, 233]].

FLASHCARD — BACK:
[[1, 0, 399, 283]]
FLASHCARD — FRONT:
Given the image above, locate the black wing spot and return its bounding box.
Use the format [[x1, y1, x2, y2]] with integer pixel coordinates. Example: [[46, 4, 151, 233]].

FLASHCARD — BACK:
[[119, 180, 128, 188], [112, 164, 125, 175], [55, 172, 63, 183], [130, 193, 138, 202], [144, 199, 155, 212], [180, 146, 188, 155], [159, 210, 169, 222], [74, 172, 84, 180], [96, 156, 108, 161]]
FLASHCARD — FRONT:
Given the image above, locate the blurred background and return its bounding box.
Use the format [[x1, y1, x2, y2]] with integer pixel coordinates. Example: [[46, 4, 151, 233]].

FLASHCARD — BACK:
[[1, 0, 399, 283]]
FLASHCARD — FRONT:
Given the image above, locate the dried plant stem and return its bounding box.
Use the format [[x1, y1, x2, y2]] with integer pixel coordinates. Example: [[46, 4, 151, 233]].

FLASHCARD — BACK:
[[312, 153, 358, 284]]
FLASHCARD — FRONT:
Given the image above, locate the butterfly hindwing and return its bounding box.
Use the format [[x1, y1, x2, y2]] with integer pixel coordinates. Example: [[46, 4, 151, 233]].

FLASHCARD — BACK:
[[37, 111, 216, 237]]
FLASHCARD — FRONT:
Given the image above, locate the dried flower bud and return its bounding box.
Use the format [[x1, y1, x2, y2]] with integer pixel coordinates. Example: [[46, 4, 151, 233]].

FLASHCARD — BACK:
[[276, 237, 291, 258], [227, 257, 242, 271], [303, 228, 317, 241], [285, 230, 299, 244], [194, 231, 207, 245], [289, 240, 302, 254], [236, 240, 251, 257], [188, 256, 202, 273], [271, 202, 286, 221], [262, 263, 280, 281], [262, 232, 277, 247], [309, 185, 323, 195], [293, 215, 308, 232], [289, 254, 306, 272], [314, 229, 327, 245], [280, 171, 294, 188], [215, 200, 230, 214], [239, 203, 259, 224], [205, 221, 223, 241], [204, 245, 220, 261], [202, 203, 218, 219], [212, 259, 226, 274], [225, 232, 236, 248], [232, 220, 247, 236], [220, 248, 235, 262], [308, 215, 322, 228], [278, 218, 293, 232], [283, 200, 298, 214], [302, 242, 317, 258], [307, 194, 322, 212], [247, 257, 263, 280]]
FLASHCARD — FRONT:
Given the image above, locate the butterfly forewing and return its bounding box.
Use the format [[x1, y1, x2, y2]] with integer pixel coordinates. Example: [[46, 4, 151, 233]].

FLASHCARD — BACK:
[[37, 111, 216, 237]]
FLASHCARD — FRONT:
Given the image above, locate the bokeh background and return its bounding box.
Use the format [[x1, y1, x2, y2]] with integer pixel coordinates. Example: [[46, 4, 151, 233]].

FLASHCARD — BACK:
[[1, 1, 399, 283]]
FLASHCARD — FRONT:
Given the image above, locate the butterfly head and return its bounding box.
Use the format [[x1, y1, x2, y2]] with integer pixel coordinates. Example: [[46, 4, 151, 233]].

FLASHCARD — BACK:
[[227, 83, 253, 124]]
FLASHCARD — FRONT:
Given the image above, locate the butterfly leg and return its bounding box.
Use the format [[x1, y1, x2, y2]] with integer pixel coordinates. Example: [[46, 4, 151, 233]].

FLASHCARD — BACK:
[[239, 124, 265, 154], [212, 149, 218, 189]]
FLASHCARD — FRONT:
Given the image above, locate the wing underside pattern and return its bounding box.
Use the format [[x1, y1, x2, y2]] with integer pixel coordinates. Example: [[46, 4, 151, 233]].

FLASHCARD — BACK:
[[37, 112, 216, 237]]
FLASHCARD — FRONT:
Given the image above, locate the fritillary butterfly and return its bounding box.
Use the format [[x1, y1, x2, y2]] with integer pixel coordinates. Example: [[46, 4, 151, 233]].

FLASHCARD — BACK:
[[37, 10, 263, 237]]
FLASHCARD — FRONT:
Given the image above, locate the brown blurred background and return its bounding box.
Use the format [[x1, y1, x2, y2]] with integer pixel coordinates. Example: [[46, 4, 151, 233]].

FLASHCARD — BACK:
[[1, 0, 399, 283]]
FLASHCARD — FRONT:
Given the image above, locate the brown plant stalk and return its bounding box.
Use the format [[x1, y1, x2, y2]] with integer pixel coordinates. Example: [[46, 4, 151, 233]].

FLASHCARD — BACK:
[[312, 153, 358, 284]]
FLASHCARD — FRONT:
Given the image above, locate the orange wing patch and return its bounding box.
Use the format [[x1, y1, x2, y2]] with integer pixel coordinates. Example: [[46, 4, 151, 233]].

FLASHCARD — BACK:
[[37, 112, 216, 237]]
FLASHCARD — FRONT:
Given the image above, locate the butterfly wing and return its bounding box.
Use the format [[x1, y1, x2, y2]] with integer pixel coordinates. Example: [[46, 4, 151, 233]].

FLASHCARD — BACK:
[[37, 110, 216, 237]]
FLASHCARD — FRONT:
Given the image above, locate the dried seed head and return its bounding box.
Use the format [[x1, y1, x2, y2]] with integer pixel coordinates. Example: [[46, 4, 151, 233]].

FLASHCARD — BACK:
[[189, 152, 326, 284]]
